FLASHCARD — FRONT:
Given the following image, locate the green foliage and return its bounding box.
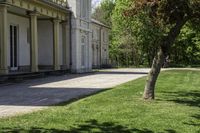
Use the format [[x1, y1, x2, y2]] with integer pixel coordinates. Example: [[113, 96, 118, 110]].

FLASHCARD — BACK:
[[171, 24, 200, 65], [92, 0, 115, 26], [0, 70, 199, 132], [93, 0, 200, 67], [112, 0, 163, 66], [111, 0, 200, 67]]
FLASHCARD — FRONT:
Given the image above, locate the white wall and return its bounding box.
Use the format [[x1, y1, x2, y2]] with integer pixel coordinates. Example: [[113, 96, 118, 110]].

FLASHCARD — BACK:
[[38, 20, 53, 66], [68, 0, 93, 73], [38, 20, 63, 66], [7, 13, 30, 67]]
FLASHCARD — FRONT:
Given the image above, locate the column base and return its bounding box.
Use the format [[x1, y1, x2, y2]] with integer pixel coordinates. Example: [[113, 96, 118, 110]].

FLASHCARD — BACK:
[[71, 68, 92, 74], [54, 66, 61, 71], [31, 67, 39, 73], [0, 69, 8, 75], [61, 65, 70, 70]]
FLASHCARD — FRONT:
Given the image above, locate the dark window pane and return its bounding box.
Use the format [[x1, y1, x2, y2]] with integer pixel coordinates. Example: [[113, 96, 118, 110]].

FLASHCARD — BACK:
[[14, 26, 17, 67], [10, 25, 13, 67]]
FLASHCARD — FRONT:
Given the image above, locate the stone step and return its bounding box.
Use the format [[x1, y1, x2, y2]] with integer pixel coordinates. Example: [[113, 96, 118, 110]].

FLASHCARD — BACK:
[[0, 70, 69, 84]]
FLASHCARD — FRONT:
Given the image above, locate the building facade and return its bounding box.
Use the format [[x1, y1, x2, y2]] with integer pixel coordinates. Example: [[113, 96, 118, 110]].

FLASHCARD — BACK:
[[0, 0, 109, 75], [91, 19, 109, 68]]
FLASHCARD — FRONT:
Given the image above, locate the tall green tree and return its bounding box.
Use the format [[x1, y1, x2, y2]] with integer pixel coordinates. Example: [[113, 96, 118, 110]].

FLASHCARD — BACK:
[[123, 0, 200, 99], [112, 0, 162, 67], [92, 0, 115, 26]]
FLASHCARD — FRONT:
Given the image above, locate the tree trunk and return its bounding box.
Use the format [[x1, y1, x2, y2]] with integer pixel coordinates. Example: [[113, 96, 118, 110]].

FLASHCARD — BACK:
[[143, 48, 165, 99], [143, 18, 188, 100]]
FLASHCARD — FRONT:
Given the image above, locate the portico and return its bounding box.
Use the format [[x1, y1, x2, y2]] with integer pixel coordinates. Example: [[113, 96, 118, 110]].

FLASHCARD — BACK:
[[0, 0, 110, 77], [0, 0, 71, 75]]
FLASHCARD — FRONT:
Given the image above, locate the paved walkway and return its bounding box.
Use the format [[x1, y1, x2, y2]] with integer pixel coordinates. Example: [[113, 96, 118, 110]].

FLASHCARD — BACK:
[[0, 68, 150, 118]]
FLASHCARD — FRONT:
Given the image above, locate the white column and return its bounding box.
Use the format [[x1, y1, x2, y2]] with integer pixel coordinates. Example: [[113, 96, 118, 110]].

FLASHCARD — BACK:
[[53, 19, 61, 70], [62, 21, 70, 70], [30, 12, 39, 72], [0, 5, 8, 74]]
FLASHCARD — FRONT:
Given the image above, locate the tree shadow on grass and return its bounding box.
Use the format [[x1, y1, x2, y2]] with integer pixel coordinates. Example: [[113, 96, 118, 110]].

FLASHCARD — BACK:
[[160, 90, 200, 129], [160, 90, 200, 108], [183, 114, 200, 127], [164, 129, 177, 133], [0, 119, 176, 133], [192, 114, 200, 120]]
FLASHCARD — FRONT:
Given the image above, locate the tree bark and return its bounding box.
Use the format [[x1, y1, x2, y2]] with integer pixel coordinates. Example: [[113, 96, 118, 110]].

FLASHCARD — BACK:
[[143, 48, 165, 99], [143, 18, 188, 100]]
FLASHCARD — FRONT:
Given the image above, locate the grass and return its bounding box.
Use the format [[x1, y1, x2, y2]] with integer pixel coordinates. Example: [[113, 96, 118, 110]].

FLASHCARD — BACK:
[[0, 70, 199, 133]]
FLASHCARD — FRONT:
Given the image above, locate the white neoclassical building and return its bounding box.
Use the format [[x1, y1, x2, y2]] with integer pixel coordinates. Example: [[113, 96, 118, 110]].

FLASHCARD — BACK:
[[0, 0, 110, 76]]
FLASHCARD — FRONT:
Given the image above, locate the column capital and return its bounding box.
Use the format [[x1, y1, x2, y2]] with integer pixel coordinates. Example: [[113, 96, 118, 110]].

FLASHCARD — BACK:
[[61, 19, 69, 25], [0, 3, 9, 6], [0, 4, 8, 11], [28, 11, 39, 16], [53, 18, 61, 23], [61, 20, 70, 30]]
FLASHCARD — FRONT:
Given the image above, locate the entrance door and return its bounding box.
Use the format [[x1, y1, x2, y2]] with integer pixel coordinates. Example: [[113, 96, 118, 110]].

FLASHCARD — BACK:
[[10, 25, 18, 70]]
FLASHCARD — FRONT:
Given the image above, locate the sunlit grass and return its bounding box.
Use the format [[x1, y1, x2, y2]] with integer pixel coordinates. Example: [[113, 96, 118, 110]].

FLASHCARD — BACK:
[[0, 70, 199, 133]]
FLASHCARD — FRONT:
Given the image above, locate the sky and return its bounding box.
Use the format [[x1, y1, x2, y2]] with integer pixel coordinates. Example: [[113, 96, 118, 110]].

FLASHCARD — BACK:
[[92, 0, 102, 8]]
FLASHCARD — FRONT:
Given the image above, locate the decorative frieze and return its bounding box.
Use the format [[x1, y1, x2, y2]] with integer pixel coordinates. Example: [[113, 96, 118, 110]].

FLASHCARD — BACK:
[[48, 0, 68, 7], [4, 0, 68, 20]]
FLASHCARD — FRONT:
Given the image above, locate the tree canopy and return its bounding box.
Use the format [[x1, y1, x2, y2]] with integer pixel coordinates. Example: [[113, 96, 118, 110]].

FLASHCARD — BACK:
[[120, 0, 200, 99]]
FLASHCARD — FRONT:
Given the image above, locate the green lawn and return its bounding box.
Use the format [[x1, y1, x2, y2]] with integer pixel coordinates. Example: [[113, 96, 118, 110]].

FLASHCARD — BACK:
[[0, 70, 199, 133]]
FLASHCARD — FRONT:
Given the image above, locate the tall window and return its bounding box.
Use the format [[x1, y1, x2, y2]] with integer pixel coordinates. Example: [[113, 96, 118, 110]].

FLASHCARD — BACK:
[[27, 28, 30, 44], [103, 31, 105, 42], [92, 30, 94, 39], [96, 29, 100, 41], [81, 36, 86, 67]]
